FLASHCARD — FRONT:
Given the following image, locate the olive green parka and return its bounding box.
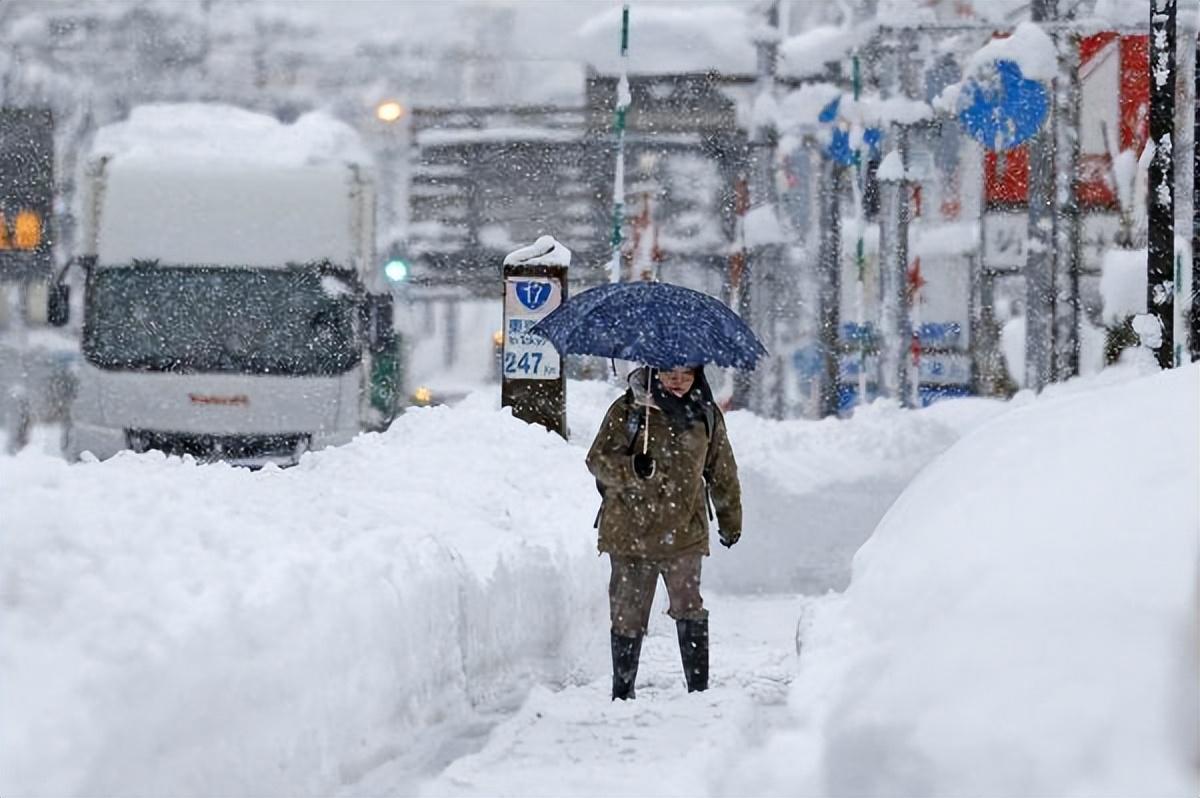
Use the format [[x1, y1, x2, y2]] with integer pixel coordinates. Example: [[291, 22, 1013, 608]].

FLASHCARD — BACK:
[[586, 383, 741, 559]]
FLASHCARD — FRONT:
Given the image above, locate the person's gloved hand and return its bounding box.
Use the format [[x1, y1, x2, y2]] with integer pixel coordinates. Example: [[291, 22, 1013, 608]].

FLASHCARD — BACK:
[[719, 529, 740, 548], [632, 453, 656, 479]]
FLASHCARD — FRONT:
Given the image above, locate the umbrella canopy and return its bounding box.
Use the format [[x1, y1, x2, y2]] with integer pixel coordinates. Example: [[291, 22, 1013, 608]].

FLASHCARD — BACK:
[[530, 281, 767, 370]]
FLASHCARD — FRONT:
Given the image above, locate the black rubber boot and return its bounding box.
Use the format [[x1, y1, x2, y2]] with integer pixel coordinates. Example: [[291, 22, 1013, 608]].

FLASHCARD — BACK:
[[676, 618, 709, 692], [611, 631, 643, 700]]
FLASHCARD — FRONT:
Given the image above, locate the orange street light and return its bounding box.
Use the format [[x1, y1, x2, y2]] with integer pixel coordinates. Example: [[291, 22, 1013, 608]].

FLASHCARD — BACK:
[[375, 100, 404, 123]]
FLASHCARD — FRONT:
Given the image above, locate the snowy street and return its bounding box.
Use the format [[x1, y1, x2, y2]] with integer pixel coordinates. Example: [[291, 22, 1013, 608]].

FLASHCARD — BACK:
[[2, 1, 1198, 795], [5, 362, 1196, 796], [361, 594, 809, 798]]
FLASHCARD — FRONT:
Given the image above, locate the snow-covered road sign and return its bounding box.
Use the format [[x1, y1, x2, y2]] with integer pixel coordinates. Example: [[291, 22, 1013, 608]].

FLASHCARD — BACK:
[[504, 278, 562, 380], [957, 60, 1049, 152]]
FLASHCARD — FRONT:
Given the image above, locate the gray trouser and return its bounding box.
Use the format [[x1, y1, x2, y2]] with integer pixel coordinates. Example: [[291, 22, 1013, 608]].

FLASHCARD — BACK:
[[609, 554, 707, 637]]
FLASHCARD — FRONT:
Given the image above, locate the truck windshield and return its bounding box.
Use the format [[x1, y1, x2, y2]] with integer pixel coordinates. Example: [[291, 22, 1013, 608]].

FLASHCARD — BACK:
[[83, 264, 361, 376]]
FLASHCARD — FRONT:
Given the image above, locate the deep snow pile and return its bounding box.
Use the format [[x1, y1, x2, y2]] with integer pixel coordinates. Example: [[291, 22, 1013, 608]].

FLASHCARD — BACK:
[[1, 377, 1005, 797], [709, 397, 1003, 594], [0, 389, 610, 797], [727, 364, 1200, 797]]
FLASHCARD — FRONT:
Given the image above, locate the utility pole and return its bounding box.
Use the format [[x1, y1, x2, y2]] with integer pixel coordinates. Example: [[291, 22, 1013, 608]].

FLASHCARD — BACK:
[[1025, 0, 1058, 391], [817, 157, 842, 417], [1148, 0, 1176, 368], [1175, 9, 1195, 365], [878, 29, 918, 406], [1194, 24, 1200, 360], [607, 5, 631, 285], [1053, 34, 1082, 381], [739, 0, 781, 414]]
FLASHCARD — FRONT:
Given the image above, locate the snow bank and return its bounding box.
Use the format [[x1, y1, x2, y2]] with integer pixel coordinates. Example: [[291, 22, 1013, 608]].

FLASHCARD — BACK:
[[0, 394, 608, 797], [708, 397, 1003, 595], [0, 371, 1040, 795], [731, 363, 1200, 796]]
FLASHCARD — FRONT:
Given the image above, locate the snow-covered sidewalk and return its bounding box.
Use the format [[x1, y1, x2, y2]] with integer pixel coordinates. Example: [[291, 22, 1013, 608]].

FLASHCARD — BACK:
[[411, 594, 809, 798]]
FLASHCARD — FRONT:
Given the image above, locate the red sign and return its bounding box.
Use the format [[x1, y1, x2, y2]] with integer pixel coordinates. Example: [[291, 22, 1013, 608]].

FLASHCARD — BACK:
[[983, 33, 1149, 209]]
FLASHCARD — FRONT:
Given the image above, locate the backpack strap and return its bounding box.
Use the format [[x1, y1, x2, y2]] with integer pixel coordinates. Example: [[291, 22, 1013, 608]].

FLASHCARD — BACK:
[[595, 392, 639, 527], [701, 404, 717, 521], [622, 390, 643, 455]]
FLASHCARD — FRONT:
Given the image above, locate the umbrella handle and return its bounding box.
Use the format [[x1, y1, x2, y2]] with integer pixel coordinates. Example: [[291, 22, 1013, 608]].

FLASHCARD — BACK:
[[643, 367, 651, 455]]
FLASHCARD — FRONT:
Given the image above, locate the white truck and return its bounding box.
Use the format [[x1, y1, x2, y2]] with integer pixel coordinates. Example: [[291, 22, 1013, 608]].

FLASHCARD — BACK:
[[49, 104, 400, 465]]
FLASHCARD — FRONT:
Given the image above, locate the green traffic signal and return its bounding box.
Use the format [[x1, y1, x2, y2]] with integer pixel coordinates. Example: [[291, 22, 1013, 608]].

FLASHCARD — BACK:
[[384, 258, 409, 282]]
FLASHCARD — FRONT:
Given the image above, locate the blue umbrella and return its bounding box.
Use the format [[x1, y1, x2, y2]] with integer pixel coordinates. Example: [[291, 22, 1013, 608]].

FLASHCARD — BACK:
[[530, 281, 767, 370]]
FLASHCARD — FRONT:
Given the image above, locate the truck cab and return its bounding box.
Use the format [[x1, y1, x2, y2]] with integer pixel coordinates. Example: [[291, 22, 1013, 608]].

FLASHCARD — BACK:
[[53, 104, 399, 466]]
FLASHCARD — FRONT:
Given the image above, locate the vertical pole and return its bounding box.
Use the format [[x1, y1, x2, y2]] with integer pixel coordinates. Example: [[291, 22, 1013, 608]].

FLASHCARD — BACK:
[[1054, 34, 1082, 380], [1193, 26, 1200, 360], [1025, 0, 1058, 391], [608, 5, 631, 284], [1149, 0, 1177, 368], [1175, 11, 1194, 367], [878, 137, 910, 404], [744, 0, 780, 415], [851, 52, 869, 406], [818, 158, 842, 417]]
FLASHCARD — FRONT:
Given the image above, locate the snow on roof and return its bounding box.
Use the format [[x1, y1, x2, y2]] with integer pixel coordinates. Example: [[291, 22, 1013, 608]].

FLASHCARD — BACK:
[[575, 5, 756, 76], [90, 103, 371, 167], [415, 127, 579, 148], [869, 96, 933, 125], [778, 24, 870, 80], [777, 84, 930, 130], [965, 21, 1058, 82], [777, 82, 842, 128], [503, 235, 572, 267]]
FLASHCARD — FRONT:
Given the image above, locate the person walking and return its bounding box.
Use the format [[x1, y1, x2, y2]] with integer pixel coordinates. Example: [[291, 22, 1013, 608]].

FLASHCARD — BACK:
[[586, 364, 742, 700]]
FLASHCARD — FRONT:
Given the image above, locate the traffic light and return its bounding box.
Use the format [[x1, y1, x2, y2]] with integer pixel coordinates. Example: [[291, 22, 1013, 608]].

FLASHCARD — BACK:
[[384, 257, 409, 282]]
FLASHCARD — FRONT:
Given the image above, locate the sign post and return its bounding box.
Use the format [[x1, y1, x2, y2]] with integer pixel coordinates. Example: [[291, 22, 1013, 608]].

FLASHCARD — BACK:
[[502, 236, 570, 438]]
